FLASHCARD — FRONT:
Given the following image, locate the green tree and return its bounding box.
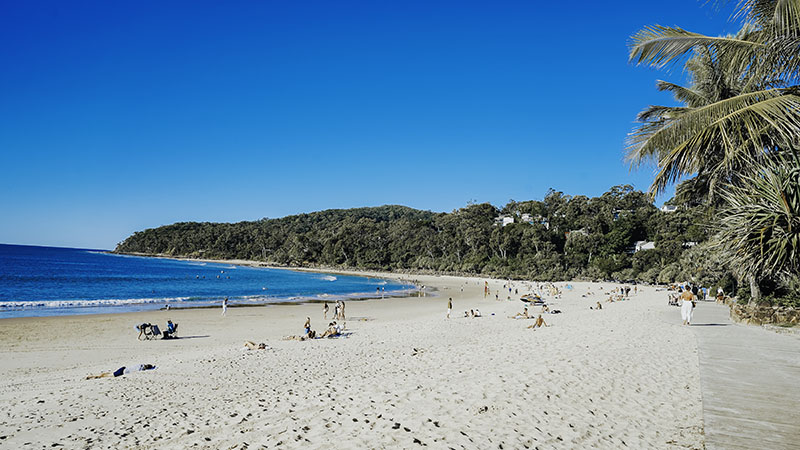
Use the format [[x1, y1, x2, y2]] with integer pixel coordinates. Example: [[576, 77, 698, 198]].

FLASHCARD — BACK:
[[716, 152, 800, 303]]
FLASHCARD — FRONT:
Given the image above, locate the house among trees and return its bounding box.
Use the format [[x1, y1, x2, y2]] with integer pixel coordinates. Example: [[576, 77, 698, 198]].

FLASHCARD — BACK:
[[565, 228, 588, 239], [633, 241, 656, 253], [494, 215, 514, 227], [660, 205, 678, 213], [612, 209, 634, 221]]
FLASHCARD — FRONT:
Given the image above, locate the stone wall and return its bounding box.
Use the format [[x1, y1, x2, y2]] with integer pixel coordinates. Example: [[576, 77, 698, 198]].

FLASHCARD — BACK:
[[729, 302, 800, 326]]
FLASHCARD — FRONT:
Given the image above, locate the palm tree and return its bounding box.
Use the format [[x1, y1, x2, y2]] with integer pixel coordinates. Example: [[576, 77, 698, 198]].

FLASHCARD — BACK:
[[628, 0, 800, 200], [715, 151, 800, 302], [629, 40, 773, 203]]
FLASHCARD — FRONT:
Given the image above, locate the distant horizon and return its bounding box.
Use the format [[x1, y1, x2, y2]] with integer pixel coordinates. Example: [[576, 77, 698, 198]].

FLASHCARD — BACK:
[[1, 1, 740, 249]]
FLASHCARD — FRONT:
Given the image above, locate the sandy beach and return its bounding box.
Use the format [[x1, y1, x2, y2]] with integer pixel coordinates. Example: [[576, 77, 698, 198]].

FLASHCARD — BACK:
[[0, 273, 703, 449]]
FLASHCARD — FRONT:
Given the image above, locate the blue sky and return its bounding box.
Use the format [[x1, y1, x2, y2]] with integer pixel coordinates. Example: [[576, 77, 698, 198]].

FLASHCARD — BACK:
[[0, 1, 742, 249]]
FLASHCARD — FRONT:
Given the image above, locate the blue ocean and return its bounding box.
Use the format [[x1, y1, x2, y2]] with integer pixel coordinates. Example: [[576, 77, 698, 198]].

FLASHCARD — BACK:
[[0, 244, 414, 319]]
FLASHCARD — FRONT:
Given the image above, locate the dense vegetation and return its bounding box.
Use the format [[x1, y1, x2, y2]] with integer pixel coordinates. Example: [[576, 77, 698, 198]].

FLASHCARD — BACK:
[[116, 185, 731, 288], [629, 0, 800, 306]]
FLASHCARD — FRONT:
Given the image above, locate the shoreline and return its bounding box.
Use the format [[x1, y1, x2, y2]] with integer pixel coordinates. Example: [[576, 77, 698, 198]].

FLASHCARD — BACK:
[[1, 254, 432, 321], [112, 250, 507, 281]]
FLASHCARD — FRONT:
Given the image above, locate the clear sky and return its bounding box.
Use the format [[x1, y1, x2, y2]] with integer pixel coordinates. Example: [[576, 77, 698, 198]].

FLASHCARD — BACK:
[[0, 1, 742, 249]]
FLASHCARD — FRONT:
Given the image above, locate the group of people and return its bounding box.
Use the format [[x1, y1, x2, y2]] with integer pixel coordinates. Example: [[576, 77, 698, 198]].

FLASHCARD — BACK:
[[285, 316, 345, 341], [509, 306, 551, 329], [322, 300, 346, 321], [135, 320, 178, 340], [464, 309, 482, 318], [446, 297, 485, 319]]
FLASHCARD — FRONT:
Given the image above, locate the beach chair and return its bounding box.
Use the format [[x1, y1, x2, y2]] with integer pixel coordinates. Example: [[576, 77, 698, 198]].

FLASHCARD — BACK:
[[162, 323, 179, 339]]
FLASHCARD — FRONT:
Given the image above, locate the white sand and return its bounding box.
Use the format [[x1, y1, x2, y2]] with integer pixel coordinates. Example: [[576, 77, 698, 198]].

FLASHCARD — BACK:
[[0, 274, 703, 449]]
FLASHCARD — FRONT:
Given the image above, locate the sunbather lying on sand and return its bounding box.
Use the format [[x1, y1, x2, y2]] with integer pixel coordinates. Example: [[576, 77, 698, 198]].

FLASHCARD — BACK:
[[283, 334, 313, 341], [527, 314, 548, 329], [244, 341, 267, 350], [86, 364, 155, 379]]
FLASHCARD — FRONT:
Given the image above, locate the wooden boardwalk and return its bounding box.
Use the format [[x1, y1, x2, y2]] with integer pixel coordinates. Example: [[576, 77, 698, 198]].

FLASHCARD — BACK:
[[689, 302, 800, 449]]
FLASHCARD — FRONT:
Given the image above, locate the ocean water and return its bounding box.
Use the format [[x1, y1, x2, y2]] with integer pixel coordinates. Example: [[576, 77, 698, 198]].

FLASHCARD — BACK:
[[0, 244, 414, 319]]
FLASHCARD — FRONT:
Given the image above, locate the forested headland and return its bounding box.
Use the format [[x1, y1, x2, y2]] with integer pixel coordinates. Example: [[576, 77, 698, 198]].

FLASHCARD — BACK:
[[116, 185, 735, 293]]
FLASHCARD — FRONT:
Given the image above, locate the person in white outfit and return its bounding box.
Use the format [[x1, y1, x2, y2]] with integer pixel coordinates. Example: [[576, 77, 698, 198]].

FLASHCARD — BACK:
[[680, 288, 695, 325], [222, 297, 228, 316]]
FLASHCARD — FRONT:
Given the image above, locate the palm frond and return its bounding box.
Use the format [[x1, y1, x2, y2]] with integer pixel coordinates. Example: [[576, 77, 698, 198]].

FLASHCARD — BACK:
[[629, 88, 800, 159], [656, 80, 711, 106], [736, 0, 800, 34], [629, 25, 764, 68], [636, 104, 689, 122]]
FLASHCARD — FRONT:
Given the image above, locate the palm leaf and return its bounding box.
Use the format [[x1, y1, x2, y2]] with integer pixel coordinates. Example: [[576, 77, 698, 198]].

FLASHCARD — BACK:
[[629, 25, 764, 68], [656, 80, 711, 106], [715, 150, 800, 279]]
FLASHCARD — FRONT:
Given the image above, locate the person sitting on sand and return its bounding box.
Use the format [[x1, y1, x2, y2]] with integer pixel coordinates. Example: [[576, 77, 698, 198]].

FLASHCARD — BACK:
[[510, 307, 530, 319], [596, 301, 602, 310], [86, 364, 156, 379], [244, 341, 267, 350], [474, 309, 482, 317], [304, 317, 312, 336], [319, 321, 343, 338], [542, 305, 550, 313], [527, 314, 548, 329]]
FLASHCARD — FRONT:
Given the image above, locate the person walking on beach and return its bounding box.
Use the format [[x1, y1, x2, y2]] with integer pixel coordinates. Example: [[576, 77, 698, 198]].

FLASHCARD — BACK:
[[447, 297, 452, 319], [680, 288, 695, 325], [340, 301, 346, 320], [323, 302, 329, 320], [222, 297, 228, 316]]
